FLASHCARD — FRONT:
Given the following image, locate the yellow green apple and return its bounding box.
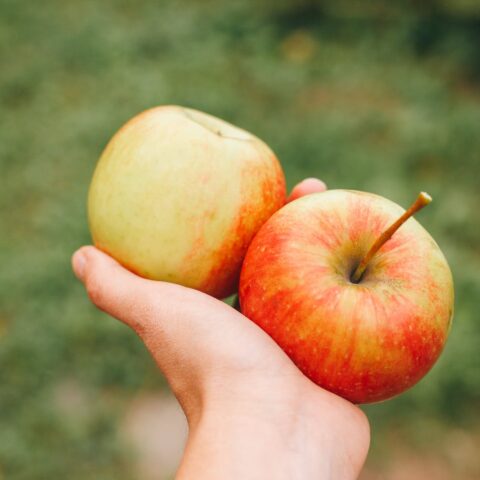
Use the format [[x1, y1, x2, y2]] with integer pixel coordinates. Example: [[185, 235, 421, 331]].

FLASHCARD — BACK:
[[239, 190, 454, 403], [88, 106, 286, 298]]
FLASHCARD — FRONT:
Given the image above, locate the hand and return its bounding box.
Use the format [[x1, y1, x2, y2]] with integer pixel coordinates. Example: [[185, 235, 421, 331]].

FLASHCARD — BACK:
[[72, 178, 370, 480]]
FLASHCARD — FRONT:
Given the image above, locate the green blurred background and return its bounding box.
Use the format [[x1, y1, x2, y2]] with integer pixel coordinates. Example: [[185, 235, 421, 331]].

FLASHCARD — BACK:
[[1, 0, 479, 478]]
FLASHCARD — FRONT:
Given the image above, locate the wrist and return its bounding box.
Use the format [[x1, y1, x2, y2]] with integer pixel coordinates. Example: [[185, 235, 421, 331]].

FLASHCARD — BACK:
[[179, 378, 335, 480]]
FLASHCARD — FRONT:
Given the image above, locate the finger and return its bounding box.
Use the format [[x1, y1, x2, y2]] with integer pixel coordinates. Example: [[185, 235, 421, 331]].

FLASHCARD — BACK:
[[287, 178, 327, 203], [71, 246, 251, 355], [71, 245, 254, 350], [72, 246, 161, 333]]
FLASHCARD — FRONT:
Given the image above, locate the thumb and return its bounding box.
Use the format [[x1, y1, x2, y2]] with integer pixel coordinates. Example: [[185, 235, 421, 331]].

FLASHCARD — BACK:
[[71, 245, 255, 371], [72, 246, 164, 334], [72, 246, 251, 356]]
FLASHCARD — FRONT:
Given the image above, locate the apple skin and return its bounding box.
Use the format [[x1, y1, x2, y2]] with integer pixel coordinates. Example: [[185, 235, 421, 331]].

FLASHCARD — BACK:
[[88, 106, 286, 298], [239, 190, 454, 404]]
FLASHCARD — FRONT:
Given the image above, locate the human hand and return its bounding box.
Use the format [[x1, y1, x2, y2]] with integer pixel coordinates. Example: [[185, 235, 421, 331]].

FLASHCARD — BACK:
[[72, 178, 370, 480]]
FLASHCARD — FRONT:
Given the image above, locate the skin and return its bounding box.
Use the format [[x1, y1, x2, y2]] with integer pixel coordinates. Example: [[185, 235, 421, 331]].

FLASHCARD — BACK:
[[240, 190, 454, 404], [88, 105, 286, 299], [72, 179, 370, 480]]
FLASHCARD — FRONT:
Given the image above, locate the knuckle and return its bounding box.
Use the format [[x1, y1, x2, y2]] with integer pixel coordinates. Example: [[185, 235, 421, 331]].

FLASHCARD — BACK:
[[130, 296, 160, 337], [85, 273, 106, 307]]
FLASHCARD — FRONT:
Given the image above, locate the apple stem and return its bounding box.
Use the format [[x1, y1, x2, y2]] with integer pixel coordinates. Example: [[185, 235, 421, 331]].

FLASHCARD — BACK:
[[350, 192, 432, 284]]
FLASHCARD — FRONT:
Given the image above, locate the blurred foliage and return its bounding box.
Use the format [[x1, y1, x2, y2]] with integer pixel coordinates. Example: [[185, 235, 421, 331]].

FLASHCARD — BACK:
[[1, 0, 480, 478]]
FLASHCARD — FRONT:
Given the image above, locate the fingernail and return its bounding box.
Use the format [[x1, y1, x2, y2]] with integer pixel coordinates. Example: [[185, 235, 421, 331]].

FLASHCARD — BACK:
[[73, 250, 87, 281]]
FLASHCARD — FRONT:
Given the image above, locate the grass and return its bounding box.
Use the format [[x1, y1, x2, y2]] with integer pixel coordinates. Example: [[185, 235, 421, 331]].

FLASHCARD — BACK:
[[1, 0, 479, 478]]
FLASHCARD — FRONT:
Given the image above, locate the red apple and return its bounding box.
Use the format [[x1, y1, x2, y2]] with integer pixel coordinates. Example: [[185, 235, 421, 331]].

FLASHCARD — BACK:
[[88, 106, 286, 298], [239, 190, 454, 403]]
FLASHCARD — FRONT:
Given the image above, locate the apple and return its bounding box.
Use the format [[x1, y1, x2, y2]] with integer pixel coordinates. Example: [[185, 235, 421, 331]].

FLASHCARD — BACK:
[[88, 106, 286, 298], [239, 190, 454, 403]]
